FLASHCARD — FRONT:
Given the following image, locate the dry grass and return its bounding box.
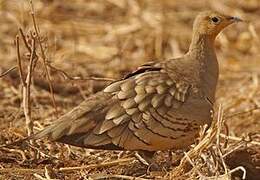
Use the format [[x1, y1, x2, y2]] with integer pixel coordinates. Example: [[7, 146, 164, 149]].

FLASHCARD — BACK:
[[0, 0, 260, 179]]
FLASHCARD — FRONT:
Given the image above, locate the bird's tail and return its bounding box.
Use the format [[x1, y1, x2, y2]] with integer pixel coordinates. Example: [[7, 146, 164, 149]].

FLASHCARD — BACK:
[[1, 92, 111, 148]]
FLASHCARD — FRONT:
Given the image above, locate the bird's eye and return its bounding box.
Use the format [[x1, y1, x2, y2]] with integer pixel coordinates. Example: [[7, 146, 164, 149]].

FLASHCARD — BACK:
[[211, 17, 220, 24]]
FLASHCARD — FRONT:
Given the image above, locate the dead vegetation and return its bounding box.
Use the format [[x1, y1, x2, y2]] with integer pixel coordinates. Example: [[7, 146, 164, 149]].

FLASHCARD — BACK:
[[0, 0, 259, 179]]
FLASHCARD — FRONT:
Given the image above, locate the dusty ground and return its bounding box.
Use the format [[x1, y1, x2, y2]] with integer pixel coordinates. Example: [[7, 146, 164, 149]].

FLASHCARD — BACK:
[[0, 0, 259, 179]]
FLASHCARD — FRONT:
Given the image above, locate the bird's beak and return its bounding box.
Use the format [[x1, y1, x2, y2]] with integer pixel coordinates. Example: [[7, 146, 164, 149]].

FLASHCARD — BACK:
[[227, 16, 243, 23]]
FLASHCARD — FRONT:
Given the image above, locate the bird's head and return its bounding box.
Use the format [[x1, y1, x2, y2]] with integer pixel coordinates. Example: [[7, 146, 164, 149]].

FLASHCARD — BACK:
[[192, 11, 242, 40]]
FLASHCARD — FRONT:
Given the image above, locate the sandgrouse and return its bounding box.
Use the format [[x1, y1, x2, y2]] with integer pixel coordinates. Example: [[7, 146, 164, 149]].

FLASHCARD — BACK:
[[29, 11, 241, 156]]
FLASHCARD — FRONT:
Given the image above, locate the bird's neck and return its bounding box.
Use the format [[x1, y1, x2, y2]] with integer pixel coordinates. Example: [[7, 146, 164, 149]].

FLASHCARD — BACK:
[[188, 34, 219, 103], [188, 34, 217, 66], [189, 33, 215, 54]]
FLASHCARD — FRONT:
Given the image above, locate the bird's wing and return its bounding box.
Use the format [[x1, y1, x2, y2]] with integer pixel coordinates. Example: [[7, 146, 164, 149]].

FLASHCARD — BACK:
[[96, 69, 193, 150], [31, 62, 203, 151]]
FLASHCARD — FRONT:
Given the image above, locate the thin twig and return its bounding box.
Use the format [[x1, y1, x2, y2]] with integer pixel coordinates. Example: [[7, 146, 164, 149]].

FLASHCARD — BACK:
[[19, 28, 31, 52], [28, 0, 58, 117], [0, 157, 135, 174], [224, 105, 260, 119], [48, 64, 115, 82], [229, 166, 246, 180], [16, 32, 35, 137], [59, 157, 135, 172], [16, 36, 26, 87], [183, 152, 204, 177], [23, 37, 36, 136], [0, 66, 17, 78], [134, 152, 149, 166], [215, 105, 228, 174], [223, 141, 246, 158], [0, 168, 44, 173], [220, 133, 260, 146], [91, 174, 149, 180], [33, 173, 59, 180]]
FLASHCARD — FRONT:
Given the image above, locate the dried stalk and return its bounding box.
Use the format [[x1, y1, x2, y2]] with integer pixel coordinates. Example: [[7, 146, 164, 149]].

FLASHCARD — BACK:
[[0, 66, 17, 78], [91, 174, 149, 180], [48, 64, 115, 82], [16, 35, 34, 137], [28, 0, 58, 117], [59, 157, 135, 172], [23, 37, 36, 136], [220, 133, 260, 146], [16, 36, 26, 87], [19, 28, 31, 52]]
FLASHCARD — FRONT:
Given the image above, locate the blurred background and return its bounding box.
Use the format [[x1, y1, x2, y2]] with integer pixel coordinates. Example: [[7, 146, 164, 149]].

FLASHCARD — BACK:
[[0, 0, 259, 179]]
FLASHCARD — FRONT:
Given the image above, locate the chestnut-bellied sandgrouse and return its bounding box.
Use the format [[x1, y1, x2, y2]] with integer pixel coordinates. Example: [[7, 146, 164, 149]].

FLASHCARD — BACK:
[[29, 11, 241, 156]]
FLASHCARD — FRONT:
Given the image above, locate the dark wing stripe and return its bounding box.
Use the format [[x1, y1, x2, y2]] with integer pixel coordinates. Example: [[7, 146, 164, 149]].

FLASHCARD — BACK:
[[164, 111, 193, 123], [142, 114, 178, 139], [128, 121, 151, 146], [124, 67, 162, 79], [155, 108, 192, 125], [149, 109, 185, 132]]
